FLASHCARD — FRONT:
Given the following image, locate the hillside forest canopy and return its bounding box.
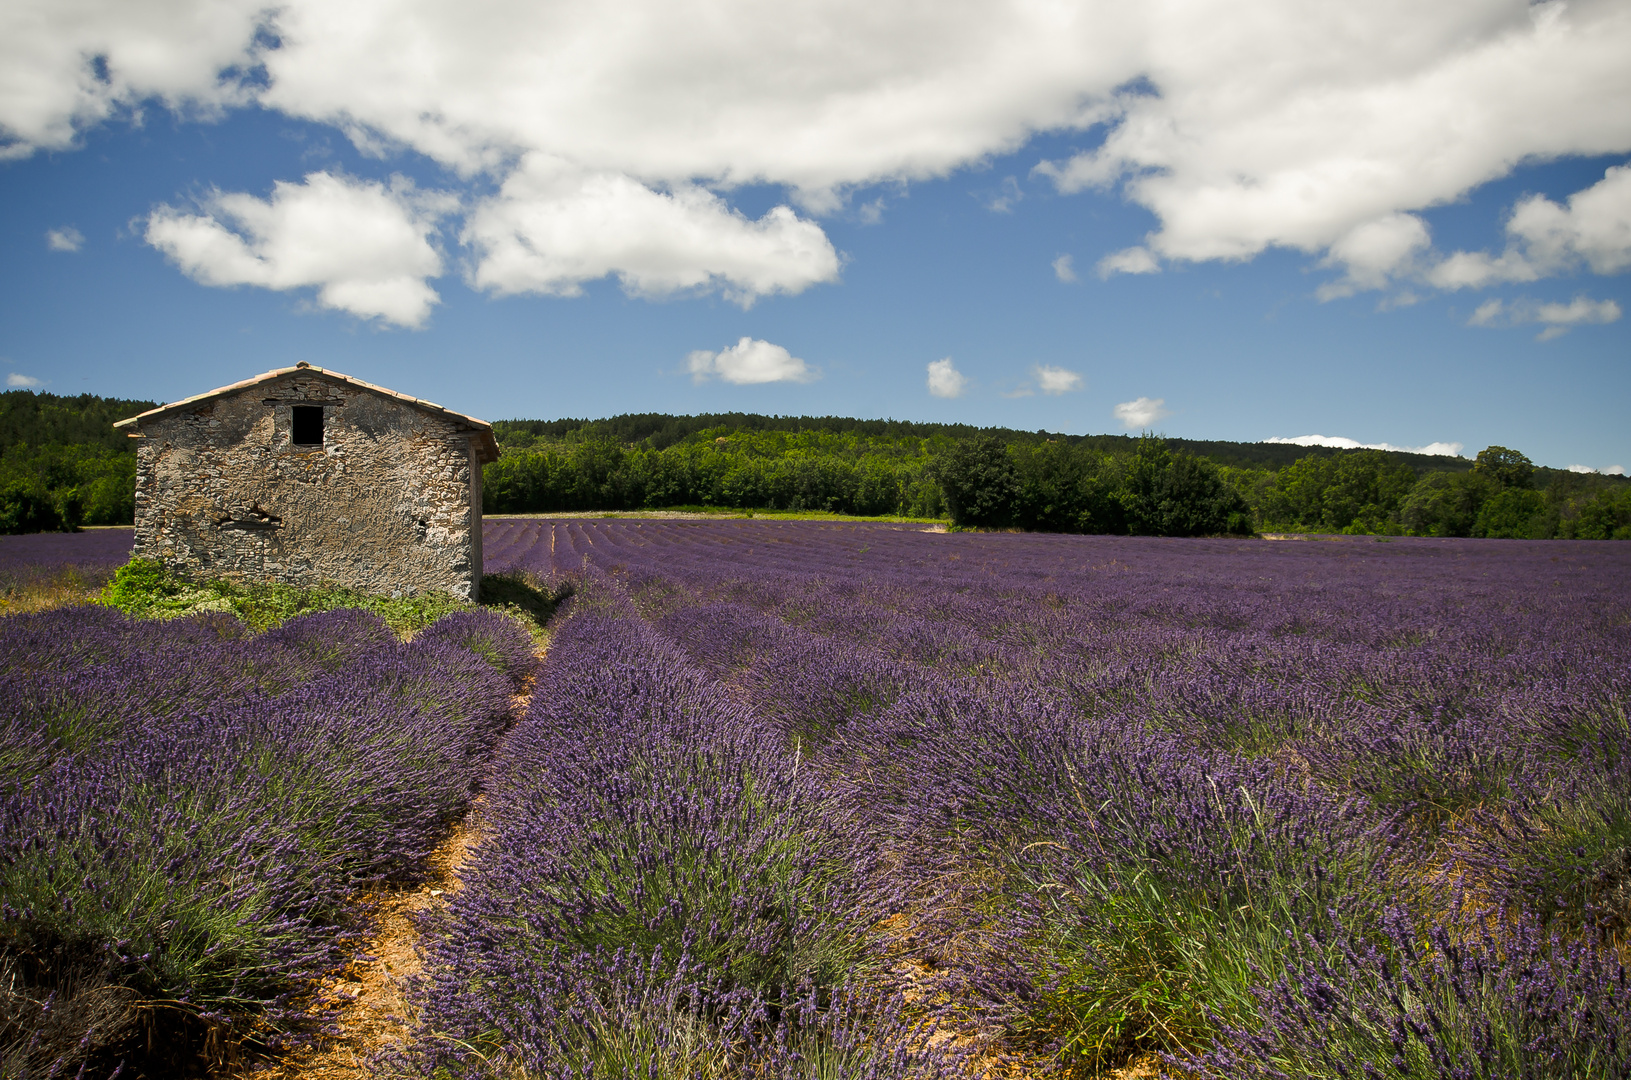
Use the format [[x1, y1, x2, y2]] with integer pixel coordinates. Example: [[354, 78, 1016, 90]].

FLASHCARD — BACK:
[[3, 392, 1627, 538], [0, 390, 155, 534], [486, 414, 1631, 538]]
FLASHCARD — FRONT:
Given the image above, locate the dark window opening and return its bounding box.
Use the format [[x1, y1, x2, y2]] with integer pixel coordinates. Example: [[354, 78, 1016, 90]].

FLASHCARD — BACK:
[[292, 406, 324, 446]]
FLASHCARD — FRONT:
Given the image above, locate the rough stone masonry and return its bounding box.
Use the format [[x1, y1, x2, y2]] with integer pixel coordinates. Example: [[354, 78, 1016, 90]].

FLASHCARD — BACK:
[[114, 363, 500, 600]]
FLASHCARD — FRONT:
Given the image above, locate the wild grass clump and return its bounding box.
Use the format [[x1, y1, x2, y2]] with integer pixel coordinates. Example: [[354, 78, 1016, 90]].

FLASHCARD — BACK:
[[100, 557, 470, 632], [95, 558, 569, 637], [1464, 765, 1631, 938], [0, 562, 113, 614]]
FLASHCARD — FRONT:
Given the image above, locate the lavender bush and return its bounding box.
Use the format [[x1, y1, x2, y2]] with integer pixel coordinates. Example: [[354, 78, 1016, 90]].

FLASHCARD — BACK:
[[413, 608, 541, 687], [1183, 902, 1631, 1079], [0, 604, 536, 1078], [13, 518, 1624, 1076], [406, 609, 916, 1077]]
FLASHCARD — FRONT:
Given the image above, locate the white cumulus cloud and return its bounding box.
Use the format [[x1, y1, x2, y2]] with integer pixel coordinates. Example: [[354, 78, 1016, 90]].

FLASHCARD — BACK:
[[1052, 254, 1077, 283], [1035, 364, 1083, 395], [1318, 213, 1433, 300], [1114, 396, 1171, 428], [687, 337, 816, 385], [1097, 246, 1161, 279], [1431, 165, 1631, 290], [1264, 434, 1465, 456], [1467, 295, 1622, 340], [144, 171, 454, 328], [6, 373, 43, 388], [45, 226, 83, 252], [5, 0, 1631, 307], [1039, 2, 1631, 278], [926, 357, 967, 399], [0, 0, 270, 159], [464, 155, 839, 305]]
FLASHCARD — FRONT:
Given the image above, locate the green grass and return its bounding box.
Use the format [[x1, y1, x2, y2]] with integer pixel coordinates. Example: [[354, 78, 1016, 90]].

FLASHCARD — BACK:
[[0, 563, 116, 616], [489, 506, 949, 524], [97, 559, 567, 636], [1001, 790, 1391, 1077]]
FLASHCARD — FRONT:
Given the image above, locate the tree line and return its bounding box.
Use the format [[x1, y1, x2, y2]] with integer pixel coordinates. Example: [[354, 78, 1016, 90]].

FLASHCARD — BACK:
[[484, 426, 953, 518], [0, 391, 153, 533], [3, 394, 1626, 539], [486, 418, 1630, 539], [1240, 444, 1630, 539]]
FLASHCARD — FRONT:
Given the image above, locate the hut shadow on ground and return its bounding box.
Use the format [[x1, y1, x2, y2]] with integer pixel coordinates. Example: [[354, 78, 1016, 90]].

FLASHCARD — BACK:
[[480, 571, 572, 630]]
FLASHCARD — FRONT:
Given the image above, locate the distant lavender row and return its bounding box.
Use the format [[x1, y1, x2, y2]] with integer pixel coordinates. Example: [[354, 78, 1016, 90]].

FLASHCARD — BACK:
[[458, 519, 1631, 1076], [0, 527, 133, 573], [0, 528, 133, 599], [0, 604, 536, 1078]]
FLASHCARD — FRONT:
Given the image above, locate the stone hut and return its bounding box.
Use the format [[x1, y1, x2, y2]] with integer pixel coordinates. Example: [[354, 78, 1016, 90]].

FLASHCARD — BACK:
[[114, 363, 500, 600]]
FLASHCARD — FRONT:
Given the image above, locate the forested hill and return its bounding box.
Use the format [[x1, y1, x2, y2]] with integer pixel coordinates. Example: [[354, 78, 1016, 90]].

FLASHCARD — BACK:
[[490, 412, 1628, 539], [3, 394, 1625, 539], [493, 414, 1473, 474], [1, 390, 156, 533], [1, 391, 156, 454]]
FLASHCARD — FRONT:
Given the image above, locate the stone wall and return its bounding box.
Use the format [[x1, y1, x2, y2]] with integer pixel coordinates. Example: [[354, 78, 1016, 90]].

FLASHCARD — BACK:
[[130, 372, 485, 599]]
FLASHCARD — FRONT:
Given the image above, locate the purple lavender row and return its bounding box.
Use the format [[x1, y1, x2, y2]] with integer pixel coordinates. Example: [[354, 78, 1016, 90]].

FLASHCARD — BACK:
[[0, 604, 536, 1078], [495, 524, 1630, 831], [406, 600, 967, 1078]]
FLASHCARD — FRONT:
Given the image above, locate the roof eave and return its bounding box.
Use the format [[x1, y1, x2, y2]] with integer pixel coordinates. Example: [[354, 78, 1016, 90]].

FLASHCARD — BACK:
[[112, 365, 500, 453]]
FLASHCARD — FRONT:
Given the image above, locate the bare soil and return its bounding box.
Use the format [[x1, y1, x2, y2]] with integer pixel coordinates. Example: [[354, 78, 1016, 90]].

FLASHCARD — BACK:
[[262, 817, 484, 1080], [260, 659, 544, 1079]]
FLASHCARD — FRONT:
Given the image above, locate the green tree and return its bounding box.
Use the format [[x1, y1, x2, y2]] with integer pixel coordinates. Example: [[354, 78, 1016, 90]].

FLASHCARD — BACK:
[[1011, 441, 1087, 531], [1400, 472, 1497, 537], [1565, 487, 1631, 540], [1473, 488, 1549, 538], [936, 435, 1019, 528], [1256, 450, 1415, 532], [0, 477, 63, 534], [1473, 445, 1534, 490], [1119, 437, 1251, 537]]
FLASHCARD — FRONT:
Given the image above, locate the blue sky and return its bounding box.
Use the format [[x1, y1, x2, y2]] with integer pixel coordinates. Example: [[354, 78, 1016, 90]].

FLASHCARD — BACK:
[[2, 1, 1628, 471]]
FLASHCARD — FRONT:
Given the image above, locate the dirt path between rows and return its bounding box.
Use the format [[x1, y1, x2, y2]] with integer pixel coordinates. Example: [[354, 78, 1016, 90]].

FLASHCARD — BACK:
[[268, 817, 484, 1080], [263, 656, 544, 1080]]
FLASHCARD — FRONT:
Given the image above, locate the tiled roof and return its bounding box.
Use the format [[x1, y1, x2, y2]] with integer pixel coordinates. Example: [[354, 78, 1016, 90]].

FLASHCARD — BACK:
[[113, 362, 500, 464]]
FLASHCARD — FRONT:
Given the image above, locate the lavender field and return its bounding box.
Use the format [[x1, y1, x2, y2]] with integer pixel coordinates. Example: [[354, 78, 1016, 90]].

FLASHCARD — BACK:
[[0, 603, 537, 1077], [4, 522, 1631, 1078], [430, 521, 1631, 1078]]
